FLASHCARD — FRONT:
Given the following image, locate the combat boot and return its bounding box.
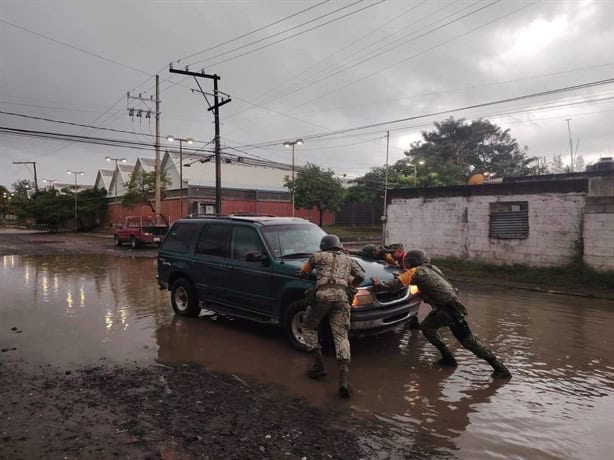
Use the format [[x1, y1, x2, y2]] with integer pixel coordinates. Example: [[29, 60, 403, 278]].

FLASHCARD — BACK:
[[461, 335, 511, 379], [437, 352, 458, 367], [338, 360, 352, 399], [306, 349, 327, 379], [422, 327, 457, 366], [489, 360, 512, 379]]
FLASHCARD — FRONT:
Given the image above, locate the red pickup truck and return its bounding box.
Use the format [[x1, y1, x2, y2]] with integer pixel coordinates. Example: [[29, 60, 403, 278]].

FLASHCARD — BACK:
[[113, 216, 168, 248]]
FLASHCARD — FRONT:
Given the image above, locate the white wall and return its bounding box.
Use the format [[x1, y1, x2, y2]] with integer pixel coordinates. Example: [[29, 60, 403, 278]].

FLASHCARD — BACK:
[[583, 211, 614, 271], [386, 193, 586, 267]]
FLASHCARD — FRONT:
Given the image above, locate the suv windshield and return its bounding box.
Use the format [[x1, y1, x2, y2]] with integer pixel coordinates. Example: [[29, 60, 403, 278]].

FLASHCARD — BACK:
[[261, 223, 326, 258]]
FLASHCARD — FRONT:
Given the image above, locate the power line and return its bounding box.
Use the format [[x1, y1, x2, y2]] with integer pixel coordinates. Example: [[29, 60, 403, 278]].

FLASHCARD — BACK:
[[0, 19, 152, 77], [227, 79, 614, 149], [293, 78, 614, 142], [266, 0, 492, 105], [175, 0, 331, 63], [186, 0, 370, 67], [289, 0, 539, 112], [0, 110, 213, 145]]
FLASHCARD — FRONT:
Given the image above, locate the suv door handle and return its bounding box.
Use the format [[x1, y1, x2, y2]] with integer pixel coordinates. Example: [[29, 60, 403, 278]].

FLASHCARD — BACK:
[[224, 264, 234, 270]]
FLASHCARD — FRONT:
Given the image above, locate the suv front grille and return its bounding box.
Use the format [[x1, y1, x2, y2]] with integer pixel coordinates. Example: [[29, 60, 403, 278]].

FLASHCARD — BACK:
[[374, 287, 408, 304]]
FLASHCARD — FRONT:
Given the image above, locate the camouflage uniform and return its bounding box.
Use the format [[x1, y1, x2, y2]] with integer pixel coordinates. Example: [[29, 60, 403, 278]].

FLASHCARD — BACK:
[[352, 244, 401, 266], [374, 262, 511, 378], [301, 250, 365, 361]]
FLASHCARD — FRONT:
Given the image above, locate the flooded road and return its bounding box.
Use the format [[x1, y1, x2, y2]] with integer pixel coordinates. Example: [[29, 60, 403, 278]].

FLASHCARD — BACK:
[[2, 254, 613, 459]]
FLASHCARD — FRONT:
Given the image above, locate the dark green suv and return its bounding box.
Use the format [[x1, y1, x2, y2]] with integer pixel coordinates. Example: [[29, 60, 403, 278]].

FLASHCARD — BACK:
[[157, 216, 421, 350]]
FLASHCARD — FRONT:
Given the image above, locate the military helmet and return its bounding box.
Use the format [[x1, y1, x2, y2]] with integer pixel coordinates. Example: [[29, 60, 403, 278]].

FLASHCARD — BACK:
[[404, 249, 430, 268], [320, 234, 343, 251], [388, 243, 404, 251], [361, 244, 378, 258]]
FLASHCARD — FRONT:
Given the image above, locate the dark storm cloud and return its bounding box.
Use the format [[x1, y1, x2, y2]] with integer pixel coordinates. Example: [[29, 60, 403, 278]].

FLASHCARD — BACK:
[[1, 0, 612, 188]]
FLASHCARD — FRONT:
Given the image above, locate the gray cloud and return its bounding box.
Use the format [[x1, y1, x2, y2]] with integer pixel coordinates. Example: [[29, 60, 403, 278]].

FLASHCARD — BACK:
[[1, 0, 612, 189]]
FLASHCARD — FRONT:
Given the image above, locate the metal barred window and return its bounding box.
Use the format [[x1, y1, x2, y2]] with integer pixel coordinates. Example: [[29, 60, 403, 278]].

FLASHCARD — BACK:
[[489, 201, 529, 239]]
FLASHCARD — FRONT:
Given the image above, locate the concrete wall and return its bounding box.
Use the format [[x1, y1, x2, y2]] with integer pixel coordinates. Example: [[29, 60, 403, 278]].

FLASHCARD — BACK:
[[583, 175, 614, 271], [386, 193, 586, 267], [386, 175, 614, 271]]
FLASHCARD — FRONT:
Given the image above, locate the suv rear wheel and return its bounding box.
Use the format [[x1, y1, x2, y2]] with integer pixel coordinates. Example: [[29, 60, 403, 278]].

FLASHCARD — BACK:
[[171, 278, 200, 317], [114, 235, 122, 246]]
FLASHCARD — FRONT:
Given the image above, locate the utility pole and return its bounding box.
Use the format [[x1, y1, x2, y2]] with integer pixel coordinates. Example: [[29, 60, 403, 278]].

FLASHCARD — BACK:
[[565, 118, 574, 172], [127, 78, 161, 223], [382, 131, 390, 243], [67, 170, 85, 230], [12, 161, 39, 191], [169, 65, 231, 214]]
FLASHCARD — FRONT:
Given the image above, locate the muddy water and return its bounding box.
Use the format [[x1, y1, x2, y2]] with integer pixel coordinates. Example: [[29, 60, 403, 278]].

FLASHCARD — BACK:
[[2, 255, 613, 459]]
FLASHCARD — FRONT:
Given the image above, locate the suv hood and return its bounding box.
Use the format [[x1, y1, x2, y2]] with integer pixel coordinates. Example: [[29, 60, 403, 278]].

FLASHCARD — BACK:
[[279, 255, 402, 287]]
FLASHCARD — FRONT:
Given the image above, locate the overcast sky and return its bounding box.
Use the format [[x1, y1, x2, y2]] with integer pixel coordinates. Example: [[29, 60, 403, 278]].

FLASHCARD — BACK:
[[1, 0, 613, 189]]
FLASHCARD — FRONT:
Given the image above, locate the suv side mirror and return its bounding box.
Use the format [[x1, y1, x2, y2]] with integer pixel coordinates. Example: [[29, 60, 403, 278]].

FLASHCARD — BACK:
[[245, 251, 269, 265]]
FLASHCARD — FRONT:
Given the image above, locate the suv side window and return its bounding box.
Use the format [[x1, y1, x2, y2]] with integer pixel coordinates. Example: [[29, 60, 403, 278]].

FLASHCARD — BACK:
[[160, 222, 199, 253], [195, 224, 230, 258], [231, 226, 265, 260]]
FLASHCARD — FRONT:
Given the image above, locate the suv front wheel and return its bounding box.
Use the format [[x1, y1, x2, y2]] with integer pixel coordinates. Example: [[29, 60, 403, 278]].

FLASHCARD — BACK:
[[284, 300, 309, 352], [171, 278, 200, 317]]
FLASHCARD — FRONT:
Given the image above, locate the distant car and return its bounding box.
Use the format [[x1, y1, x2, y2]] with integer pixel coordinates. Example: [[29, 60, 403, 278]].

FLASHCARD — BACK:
[[114, 216, 168, 249], [156, 215, 421, 350]]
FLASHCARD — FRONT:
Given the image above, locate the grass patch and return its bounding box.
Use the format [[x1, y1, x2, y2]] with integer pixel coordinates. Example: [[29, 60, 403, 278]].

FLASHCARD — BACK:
[[322, 225, 382, 241], [432, 257, 614, 291]]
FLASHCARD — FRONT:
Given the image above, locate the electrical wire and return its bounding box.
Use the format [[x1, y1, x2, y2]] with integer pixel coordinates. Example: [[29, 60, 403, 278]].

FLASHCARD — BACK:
[[289, 0, 540, 112], [186, 0, 369, 67], [0, 19, 152, 77], [265, 0, 492, 105], [176, 0, 331, 64]]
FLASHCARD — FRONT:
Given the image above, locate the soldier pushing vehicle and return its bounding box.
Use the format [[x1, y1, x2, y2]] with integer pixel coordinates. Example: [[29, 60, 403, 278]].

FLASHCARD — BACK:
[[372, 249, 511, 379], [298, 234, 365, 398]]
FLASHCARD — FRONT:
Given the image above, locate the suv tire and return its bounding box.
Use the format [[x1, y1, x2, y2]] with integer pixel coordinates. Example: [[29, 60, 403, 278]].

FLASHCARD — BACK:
[[130, 236, 138, 249], [284, 299, 310, 352], [114, 235, 122, 246], [171, 278, 200, 317]]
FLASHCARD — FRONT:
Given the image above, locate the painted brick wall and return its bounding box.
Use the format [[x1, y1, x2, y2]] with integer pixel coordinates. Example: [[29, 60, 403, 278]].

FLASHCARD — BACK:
[[104, 198, 334, 227], [386, 193, 586, 267]]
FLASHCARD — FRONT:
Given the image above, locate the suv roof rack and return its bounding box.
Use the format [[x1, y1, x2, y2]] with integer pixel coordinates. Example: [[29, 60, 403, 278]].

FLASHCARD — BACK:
[[182, 213, 309, 223]]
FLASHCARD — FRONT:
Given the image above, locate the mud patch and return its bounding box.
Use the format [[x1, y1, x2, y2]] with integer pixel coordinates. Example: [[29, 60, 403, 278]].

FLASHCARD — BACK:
[[0, 362, 375, 459]]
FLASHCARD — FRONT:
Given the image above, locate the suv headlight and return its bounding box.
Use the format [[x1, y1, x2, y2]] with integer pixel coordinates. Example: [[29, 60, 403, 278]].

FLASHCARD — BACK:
[[351, 288, 374, 307]]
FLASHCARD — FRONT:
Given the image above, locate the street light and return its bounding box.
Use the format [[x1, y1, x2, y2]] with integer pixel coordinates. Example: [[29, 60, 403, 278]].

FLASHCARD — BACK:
[[414, 159, 425, 187], [166, 136, 193, 218], [283, 139, 303, 216], [67, 170, 85, 230], [105, 156, 127, 202], [43, 179, 58, 190]]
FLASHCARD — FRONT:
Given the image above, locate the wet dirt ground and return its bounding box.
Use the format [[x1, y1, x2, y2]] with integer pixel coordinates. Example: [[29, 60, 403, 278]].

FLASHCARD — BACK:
[[1, 232, 614, 459]]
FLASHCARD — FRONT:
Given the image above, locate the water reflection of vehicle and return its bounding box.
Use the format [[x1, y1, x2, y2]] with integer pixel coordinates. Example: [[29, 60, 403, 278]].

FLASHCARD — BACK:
[[157, 216, 421, 350]]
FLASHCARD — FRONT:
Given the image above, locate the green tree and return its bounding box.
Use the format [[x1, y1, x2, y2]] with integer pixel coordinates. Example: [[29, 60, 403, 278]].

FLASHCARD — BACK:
[[0, 185, 11, 219], [346, 160, 415, 206], [284, 163, 345, 226], [406, 117, 542, 186], [121, 171, 170, 223], [12, 179, 34, 199]]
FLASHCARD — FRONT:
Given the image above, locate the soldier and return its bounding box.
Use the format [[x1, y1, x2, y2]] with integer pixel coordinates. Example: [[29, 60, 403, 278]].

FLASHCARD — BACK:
[[387, 243, 405, 267], [371, 249, 511, 379], [298, 234, 365, 398], [356, 243, 402, 266]]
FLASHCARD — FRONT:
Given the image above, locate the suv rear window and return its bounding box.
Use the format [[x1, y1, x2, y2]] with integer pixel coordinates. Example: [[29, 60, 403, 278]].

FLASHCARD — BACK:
[[160, 222, 199, 253], [195, 224, 230, 258]]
